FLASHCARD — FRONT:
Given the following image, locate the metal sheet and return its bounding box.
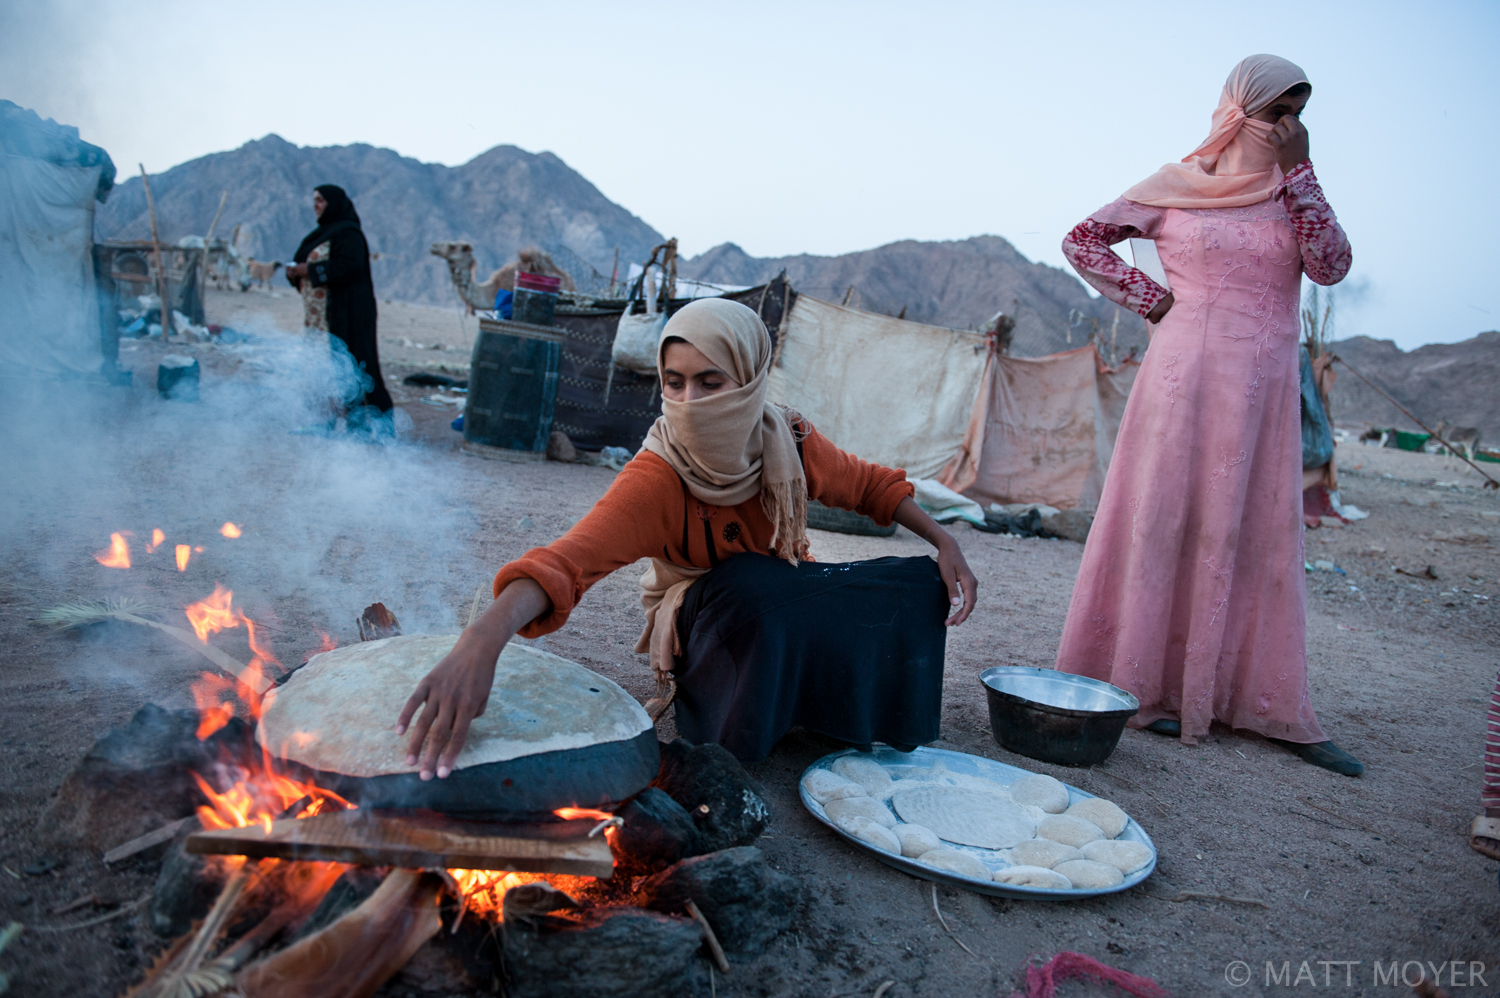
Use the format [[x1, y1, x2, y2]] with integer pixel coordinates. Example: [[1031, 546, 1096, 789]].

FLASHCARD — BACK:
[[799, 746, 1157, 901]]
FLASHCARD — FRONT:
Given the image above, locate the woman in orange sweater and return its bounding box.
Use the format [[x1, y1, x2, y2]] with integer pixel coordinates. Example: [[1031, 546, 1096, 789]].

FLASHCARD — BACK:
[[398, 298, 979, 773]]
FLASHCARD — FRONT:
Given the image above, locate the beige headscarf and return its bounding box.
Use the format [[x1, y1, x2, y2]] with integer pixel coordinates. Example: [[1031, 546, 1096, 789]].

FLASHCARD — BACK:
[[634, 298, 808, 683], [1122, 54, 1310, 209]]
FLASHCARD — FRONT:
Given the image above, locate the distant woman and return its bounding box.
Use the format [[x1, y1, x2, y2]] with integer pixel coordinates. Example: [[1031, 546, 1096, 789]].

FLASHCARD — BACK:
[[284, 185, 393, 425], [396, 298, 978, 776], [1054, 55, 1362, 775]]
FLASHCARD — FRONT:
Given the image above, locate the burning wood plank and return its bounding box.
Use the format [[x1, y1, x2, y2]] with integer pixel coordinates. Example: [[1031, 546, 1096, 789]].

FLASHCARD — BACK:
[[355, 602, 401, 641], [186, 808, 616, 877]]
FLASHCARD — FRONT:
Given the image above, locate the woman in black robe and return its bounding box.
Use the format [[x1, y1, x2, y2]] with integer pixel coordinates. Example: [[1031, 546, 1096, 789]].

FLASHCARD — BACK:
[[285, 185, 393, 424]]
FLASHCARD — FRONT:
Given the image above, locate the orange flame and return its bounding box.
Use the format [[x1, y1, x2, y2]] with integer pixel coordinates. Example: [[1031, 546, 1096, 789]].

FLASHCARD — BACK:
[[176, 544, 191, 571], [553, 807, 614, 822], [191, 672, 237, 740], [220, 522, 242, 539], [186, 583, 238, 642], [315, 632, 337, 654], [147, 529, 165, 553], [94, 532, 132, 569], [192, 769, 352, 835]]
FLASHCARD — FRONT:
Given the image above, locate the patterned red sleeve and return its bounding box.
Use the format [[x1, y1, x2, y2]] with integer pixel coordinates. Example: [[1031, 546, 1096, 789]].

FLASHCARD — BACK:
[[1061, 212, 1170, 319], [1279, 160, 1352, 287]]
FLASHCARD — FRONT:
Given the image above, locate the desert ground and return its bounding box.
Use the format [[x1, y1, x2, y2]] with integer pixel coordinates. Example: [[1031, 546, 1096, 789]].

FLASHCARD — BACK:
[[1, 286, 1497, 997]]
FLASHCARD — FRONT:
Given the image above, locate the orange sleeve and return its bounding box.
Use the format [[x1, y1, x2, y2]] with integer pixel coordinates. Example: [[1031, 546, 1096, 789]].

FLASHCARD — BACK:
[[799, 425, 913, 526], [493, 453, 680, 637]]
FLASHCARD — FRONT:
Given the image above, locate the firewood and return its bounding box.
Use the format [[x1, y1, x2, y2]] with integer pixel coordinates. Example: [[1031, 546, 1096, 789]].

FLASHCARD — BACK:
[[684, 899, 729, 974], [356, 602, 401, 641], [104, 817, 198, 865]]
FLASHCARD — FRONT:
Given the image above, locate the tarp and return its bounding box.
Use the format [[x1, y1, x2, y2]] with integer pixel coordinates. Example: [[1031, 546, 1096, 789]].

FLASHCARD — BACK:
[[0, 101, 116, 377], [766, 295, 987, 479], [939, 344, 1140, 511]]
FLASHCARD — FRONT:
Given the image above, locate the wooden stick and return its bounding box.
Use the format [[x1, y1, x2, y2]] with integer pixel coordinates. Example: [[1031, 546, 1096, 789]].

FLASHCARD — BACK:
[[1299, 797, 1398, 843], [929, 884, 979, 959], [139, 165, 171, 336], [205, 190, 228, 241], [1091, 767, 1170, 814], [685, 899, 729, 974], [1147, 890, 1270, 909], [104, 816, 197, 865], [32, 891, 151, 933], [160, 859, 260, 995]]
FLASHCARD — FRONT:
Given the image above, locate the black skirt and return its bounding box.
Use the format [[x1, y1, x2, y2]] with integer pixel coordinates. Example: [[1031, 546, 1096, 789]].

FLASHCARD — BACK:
[[672, 553, 949, 763]]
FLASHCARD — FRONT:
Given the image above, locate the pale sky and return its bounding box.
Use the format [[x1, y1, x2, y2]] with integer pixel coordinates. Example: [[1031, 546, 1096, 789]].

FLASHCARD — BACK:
[[4, 0, 1495, 350]]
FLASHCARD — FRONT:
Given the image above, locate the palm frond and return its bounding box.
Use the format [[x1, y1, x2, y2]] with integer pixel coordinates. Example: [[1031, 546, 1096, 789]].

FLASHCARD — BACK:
[[36, 597, 165, 629]]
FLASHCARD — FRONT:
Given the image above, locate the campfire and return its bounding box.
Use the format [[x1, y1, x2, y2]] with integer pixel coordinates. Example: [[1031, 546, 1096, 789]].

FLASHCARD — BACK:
[[43, 576, 795, 997]]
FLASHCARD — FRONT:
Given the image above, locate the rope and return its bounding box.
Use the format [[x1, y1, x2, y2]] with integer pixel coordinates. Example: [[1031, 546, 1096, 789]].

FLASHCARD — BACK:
[[1332, 355, 1497, 490]]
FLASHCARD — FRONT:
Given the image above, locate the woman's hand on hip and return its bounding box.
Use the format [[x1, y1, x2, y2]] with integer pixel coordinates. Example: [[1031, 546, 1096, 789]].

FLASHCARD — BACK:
[[936, 535, 979, 626], [1146, 293, 1174, 325], [395, 578, 551, 780], [1269, 114, 1310, 175]]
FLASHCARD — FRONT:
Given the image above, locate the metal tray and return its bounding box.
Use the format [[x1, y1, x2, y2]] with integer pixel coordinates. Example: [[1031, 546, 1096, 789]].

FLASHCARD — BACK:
[[799, 745, 1156, 900]]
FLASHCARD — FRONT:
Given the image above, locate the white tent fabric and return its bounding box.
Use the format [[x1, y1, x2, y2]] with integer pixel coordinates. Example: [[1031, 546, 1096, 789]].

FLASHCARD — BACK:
[[766, 296, 987, 479], [939, 344, 1140, 511], [0, 155, 106, 376]]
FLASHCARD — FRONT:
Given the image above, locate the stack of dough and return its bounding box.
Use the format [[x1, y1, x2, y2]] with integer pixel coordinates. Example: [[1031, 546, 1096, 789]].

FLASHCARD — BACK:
[[801, 759, 1153, 891]]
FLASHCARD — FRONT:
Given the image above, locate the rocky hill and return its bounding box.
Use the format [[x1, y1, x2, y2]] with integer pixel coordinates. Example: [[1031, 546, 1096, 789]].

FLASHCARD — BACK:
[[680, 238, 1148, 359], [94, 135, 664, 305], [1327, 331, 1500, 442]]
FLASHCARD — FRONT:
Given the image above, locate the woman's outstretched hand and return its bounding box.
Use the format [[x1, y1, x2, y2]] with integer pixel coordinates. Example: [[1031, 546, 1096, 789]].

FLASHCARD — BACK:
[[1269, 114, 1310, 175], [892, 496, 979, 626], [396, 578, 550, 780]]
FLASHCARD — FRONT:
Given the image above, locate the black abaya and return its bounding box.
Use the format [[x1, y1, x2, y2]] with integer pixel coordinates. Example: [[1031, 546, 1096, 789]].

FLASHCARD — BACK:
[[672, 553, 949, 763], [293, 185, 392, 414]]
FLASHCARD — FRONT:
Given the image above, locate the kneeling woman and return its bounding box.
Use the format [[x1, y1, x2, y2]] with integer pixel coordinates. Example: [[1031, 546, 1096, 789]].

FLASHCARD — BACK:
[[398, 298, 978, 775]]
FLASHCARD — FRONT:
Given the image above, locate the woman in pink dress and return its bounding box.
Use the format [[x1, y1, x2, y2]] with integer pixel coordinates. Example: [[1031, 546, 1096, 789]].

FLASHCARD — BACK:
[[1054, 54, 1361, 775]]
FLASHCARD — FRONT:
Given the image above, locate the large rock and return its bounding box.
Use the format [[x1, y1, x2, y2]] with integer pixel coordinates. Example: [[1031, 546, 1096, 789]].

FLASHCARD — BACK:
[[633, 847, 799, 958], [37, 704, 252, 852], [652, 739, 770, 852], [1038, 508, 1093, 543], [502, 906, 703, 998], [611, 787, 701, 875]]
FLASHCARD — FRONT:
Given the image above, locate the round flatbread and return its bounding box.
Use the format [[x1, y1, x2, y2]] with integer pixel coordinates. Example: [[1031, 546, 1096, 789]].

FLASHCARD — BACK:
[[892, 788, 1036, 849], [833, 814, 900, 855], [1066, 798, 1129, 839], [892, 823, 942, 859], [259, 635, 651, 777], [802, 769, 867, 804], [1010, 838, 1083, 869], [1008, 774, 1070, 814], [1081, 839, 1154, 875], [915, 848, 993, 881], [830, 756, 895, 798], [1036, 814, 1106, 848], [825, 796, 897, 829], [992, 865, 1072, 889], [1053, 859, 1124, 889]]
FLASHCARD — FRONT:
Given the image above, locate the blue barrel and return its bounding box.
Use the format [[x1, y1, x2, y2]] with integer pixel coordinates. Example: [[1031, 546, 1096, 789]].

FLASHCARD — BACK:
[[464, 319, 561, 453]]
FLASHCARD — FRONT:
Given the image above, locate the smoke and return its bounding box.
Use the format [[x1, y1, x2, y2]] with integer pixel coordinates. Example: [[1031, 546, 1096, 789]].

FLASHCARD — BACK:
[[0, 312, 492, 695]]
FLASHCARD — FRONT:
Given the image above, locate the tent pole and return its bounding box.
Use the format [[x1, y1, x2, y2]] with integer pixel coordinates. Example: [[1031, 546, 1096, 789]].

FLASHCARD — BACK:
[[139, 165, 170, 337]]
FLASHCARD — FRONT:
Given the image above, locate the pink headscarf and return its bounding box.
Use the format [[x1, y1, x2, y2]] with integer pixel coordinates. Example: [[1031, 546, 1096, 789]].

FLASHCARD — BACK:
[[1122, 54, 1310, 209]]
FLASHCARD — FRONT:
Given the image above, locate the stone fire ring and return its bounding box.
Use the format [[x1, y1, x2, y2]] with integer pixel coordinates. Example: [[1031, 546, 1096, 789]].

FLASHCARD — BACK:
[[258, 634, 658, 817]]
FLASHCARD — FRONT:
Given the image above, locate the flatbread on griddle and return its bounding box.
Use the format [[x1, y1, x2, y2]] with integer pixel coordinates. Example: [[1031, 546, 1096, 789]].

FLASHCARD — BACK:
[[258, 634, 652, 778], [891, 788, 1036, 849]]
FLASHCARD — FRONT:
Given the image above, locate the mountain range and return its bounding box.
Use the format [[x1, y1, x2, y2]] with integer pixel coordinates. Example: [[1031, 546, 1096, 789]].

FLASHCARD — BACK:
[[1325, 331, 1500, 442]]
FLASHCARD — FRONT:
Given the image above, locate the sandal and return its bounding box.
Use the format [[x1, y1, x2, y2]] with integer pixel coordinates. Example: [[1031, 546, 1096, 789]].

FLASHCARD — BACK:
[[1143, 719, 1181, 737], [1270, 738, 1364, 777], [1469, 816, 1500, 860]]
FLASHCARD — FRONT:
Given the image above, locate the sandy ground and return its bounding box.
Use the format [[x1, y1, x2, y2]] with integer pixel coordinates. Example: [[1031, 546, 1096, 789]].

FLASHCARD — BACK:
[[1, 292, 1498, 997]]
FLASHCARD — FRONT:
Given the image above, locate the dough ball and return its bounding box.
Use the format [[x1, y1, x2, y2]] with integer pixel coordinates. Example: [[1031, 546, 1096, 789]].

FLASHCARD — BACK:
[[1066, 798, 1129, 839], [1053, 859, 1124, 889], [1081, 839, 1154, 875], [802, 769, 868, 804], [833, 814, 900, 855], [1036, 814, 1106, 848], [825, 795, 897, 829], [892, 823, 943, 859], [992, 865, 1072, 889], [1008, 774, 1070, 813], [1010, 838, 1083, 869], [915, 848, 993, 881], [831, 755, 896, 798]]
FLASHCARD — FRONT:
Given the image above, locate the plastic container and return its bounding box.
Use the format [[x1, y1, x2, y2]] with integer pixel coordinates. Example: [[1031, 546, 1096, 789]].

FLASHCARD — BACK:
[[979, 667, 1138, 766], [512, 272, 562, 326]]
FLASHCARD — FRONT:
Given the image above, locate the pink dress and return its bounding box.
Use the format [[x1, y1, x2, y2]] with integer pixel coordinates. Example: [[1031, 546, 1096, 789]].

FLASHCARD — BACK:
[[1054, 161, 1352, 745]]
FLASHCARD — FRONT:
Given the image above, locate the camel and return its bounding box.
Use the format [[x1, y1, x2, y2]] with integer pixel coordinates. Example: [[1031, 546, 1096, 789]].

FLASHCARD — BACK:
[[430, 242, 576, 312]]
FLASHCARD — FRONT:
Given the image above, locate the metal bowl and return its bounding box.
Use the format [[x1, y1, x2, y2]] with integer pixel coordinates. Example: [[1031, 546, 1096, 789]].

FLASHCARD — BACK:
[[979, 667, 1139, 766]]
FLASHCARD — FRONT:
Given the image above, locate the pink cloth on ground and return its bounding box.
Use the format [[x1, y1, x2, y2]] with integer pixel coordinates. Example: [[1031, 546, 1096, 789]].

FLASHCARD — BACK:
[[1055, 189, 1346, 745]]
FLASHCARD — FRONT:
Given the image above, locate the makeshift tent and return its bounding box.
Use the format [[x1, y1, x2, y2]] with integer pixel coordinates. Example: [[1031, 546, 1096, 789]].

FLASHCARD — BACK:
[[939, 344, 1139, 511], [0, 100, 116, 376], [766, 295, 988, 480]]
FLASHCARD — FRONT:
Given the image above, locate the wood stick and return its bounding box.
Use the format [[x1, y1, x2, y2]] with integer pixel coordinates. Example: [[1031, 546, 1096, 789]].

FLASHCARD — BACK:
[[929, 884, 979, 959], [1091, 767, 1170, 814], [1299, 797, 1397, 842], [104, 816, 197, 865], [685, 899, 729, 974], [205, 190, 228, 242], [49, 893, 101, 916], [32, 891, 151, 933], [139, 165, 171, 336], [161, 859, 260, 994], [1147, 890, 1270, 908]]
